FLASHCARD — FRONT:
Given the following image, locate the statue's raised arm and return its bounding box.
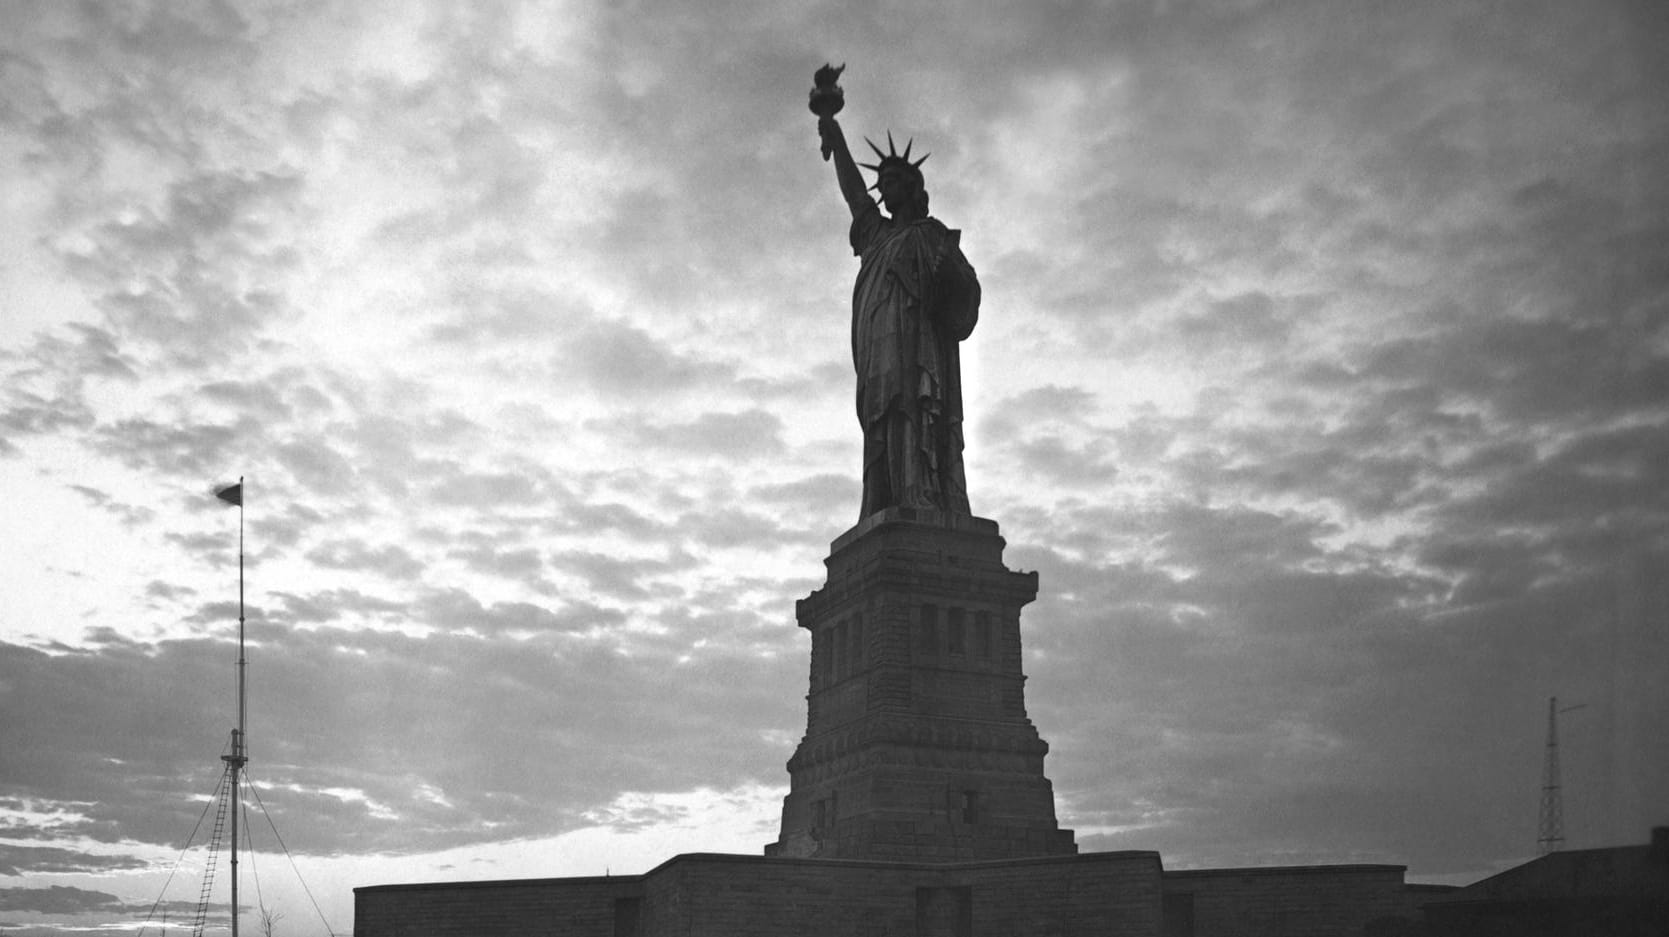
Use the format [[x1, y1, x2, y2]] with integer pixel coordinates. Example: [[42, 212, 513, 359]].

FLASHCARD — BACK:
[[808, 63, 982, 521], [810, 64, 872, 219]]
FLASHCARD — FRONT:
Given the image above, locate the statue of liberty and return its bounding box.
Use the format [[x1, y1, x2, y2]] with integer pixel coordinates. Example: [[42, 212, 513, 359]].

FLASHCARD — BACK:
[[812, 65, 981, 520]]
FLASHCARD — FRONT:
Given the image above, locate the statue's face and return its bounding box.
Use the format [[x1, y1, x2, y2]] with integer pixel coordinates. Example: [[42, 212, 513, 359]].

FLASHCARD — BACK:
[[877, 170, 918, 216]]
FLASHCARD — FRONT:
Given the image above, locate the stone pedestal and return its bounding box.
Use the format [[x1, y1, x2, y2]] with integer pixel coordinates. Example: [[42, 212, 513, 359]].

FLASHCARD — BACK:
[[767, 508, 1076, 860]]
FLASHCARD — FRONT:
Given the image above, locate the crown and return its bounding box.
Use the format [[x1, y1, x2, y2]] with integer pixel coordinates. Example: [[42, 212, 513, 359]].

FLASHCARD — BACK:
[[859, 131, 930, 191]]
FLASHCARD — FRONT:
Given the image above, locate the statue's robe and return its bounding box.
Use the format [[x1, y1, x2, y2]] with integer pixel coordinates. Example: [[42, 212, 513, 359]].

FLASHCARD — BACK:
[[849, 204, 980, 519]]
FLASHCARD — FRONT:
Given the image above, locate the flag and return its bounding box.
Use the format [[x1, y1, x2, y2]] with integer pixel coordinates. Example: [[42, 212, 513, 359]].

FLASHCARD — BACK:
[[215, 482, 243, 507]]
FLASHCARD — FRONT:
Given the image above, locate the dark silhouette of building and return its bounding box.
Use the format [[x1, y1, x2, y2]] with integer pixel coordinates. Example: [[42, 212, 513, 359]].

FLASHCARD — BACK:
[[357, 510, 1464, 936], [1422, 827, 1669, 936]]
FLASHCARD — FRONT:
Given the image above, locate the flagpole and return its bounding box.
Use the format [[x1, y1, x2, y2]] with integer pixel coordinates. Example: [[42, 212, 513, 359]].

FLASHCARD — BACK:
[[219, 476, 247, 937], [238, 474, 245, 744]]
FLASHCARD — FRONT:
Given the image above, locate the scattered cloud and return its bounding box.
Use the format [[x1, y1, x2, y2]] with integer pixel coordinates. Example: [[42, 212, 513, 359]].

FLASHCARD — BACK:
[[2, 1, 1666, 933]]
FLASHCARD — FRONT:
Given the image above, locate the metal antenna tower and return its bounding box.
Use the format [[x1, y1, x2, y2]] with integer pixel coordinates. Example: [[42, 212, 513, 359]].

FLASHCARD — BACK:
[[1537, 695, 1586, 855]]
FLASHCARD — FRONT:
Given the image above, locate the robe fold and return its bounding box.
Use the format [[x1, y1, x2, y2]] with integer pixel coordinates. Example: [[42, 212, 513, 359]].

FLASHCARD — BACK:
[[849, 204, 981, 519]]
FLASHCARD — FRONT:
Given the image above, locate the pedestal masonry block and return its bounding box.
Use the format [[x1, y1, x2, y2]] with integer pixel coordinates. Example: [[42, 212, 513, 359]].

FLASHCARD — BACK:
[[767, 508, 1077, 861]]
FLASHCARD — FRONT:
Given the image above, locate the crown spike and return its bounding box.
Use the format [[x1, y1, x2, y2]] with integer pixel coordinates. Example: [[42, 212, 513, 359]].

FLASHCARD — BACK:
[[858, 162, 880, 172], [887, 130, 898, 156], [913, 152, 930, 169], [865, 137, 886, 161], [902, 138, 913, 161]]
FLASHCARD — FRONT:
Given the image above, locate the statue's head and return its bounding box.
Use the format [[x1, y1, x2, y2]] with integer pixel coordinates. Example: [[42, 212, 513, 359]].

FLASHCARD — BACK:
[[862, 132, 930, 219]]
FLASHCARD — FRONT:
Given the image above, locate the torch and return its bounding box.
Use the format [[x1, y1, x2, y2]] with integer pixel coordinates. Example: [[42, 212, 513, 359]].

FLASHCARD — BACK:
[[810, 63, 845, 161]]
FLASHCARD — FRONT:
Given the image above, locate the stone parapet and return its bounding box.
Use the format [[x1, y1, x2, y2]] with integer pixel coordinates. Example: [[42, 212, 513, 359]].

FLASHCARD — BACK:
[[357, 850, 1164, 937]]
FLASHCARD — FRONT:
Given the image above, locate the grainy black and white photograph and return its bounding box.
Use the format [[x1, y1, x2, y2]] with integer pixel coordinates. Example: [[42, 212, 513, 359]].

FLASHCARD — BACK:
[[2, 1, 1665, 935]]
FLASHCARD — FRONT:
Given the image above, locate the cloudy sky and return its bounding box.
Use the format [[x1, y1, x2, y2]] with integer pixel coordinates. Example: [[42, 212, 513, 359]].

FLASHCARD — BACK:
[[3, 0, 1667, 933]]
